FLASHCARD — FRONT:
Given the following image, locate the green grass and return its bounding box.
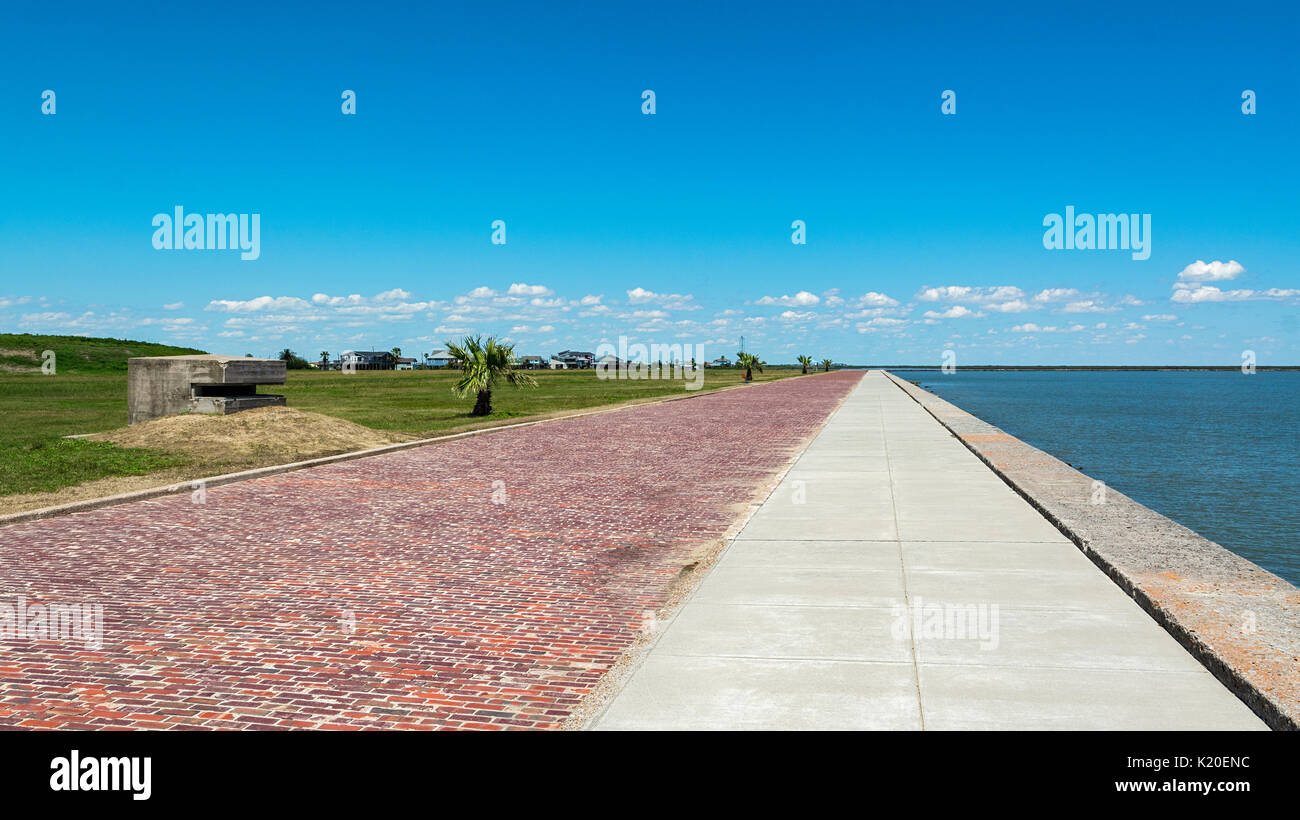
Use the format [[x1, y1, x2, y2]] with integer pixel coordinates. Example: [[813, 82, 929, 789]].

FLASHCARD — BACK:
[[0, 333, 205, 374], [0, 370, 190, 496], [0, 334, 206, 497], [0, 339, 801, 500], [4, 438, 186, 495]]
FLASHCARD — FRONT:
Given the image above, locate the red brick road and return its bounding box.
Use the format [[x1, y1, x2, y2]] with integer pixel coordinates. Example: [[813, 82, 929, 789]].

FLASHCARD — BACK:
[[0, 372, 860, 729]]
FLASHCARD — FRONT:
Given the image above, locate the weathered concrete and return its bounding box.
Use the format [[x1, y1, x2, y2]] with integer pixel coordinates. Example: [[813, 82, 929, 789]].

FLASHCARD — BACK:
[[883, 370, 1299, 731], [591, 371, 1267, 730], [127, 355, 286, 424]]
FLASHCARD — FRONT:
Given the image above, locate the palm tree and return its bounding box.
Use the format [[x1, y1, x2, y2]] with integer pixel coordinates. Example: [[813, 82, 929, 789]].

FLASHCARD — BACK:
[[444, 335, 538, 416], [390, 346, 402, 359], [737, 352, 765, 382], [797, 354, 812, 375], [821, 358, 833, 372], [320, 350, 330, 364]]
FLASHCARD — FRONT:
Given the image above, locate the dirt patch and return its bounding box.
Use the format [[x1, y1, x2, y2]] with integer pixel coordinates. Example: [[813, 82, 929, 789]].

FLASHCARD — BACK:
[[0, 347, 39, 373], [88, 406, 411, 463]]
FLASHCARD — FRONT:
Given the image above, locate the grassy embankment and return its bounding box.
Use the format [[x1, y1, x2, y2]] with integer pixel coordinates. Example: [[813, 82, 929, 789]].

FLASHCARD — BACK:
[[0, 333, 802, 512], [1, 334, 205, 497]]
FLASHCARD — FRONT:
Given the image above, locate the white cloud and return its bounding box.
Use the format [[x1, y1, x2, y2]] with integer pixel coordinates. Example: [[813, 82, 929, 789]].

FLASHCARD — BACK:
[[627, 287, 697, 309], [756, 291, 820, 307], [986, 299, 1034, 313], [1143, 314, 1178, 321], [508, 282, 552, 297], [163, 301, 184, 310], [529, 297, 567, 308], [1010, 322, 1085, 333], [1176, 260, 1245, 283], [857, 317, 909, 333], [207, 296, 312, 312], [854, 291, 900, 308], [923, 305, 978, 319], [917, 285, 1023, 304], [1171, 285, 1300, 303], [1032, 288, 1080, 303], [777, 310, 816, 320], [1061, 300, 1116, 313]]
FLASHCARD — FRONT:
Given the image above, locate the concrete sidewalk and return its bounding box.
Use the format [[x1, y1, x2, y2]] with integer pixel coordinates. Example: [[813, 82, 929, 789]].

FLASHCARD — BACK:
[[591, 371, 1265, 730]]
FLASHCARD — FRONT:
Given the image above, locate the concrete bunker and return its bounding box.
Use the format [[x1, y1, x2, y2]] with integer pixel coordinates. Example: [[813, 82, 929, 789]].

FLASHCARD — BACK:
[[127, 355, 287, 425]]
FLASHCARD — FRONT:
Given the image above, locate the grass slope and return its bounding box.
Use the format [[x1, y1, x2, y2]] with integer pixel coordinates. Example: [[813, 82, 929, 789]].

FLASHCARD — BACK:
[[0, 333, 205, 374], [0, 333, 206, 497]]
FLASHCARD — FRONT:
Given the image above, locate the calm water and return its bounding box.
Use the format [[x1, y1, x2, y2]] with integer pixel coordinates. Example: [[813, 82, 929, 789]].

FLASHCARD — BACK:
[[891, 370, 1300, 587]]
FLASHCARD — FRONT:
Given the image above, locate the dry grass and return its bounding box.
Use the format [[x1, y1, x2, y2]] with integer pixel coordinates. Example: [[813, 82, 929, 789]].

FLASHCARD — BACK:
[[0, 467, 201, 516], [89, 406, 412, 463], [0, 407, 412, 516], [0, 407, 414, 516]]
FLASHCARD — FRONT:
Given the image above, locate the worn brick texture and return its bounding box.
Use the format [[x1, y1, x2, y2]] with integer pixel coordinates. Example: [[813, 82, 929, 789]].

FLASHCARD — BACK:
[[0, 372, 860, 729]]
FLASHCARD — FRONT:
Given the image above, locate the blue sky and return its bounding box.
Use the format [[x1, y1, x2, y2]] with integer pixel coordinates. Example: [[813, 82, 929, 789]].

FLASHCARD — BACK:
[[2, 1, 1297, 364]]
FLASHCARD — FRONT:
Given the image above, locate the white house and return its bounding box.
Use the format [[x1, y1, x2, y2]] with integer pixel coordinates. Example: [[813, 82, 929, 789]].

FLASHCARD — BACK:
[[424, 349, 456, 368]]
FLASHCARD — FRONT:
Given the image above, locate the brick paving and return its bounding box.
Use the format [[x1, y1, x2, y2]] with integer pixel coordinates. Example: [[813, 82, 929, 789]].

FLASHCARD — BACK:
[[0, 372, 860, 730]]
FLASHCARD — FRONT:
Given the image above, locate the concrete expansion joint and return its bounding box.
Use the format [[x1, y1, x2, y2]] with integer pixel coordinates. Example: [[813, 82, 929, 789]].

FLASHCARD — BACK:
[[879, 370, 1297, 731]]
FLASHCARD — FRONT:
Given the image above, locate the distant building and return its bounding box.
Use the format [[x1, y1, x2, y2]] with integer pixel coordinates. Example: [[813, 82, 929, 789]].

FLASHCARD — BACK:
[[394, 357, 417, 371], [556, 350, 595, 368], [423, 349, 456, 368], [548, 358, 568, 369], [340, 350, 396, 370], [519, 355, 546, 369], [707, 356, 732, 367]]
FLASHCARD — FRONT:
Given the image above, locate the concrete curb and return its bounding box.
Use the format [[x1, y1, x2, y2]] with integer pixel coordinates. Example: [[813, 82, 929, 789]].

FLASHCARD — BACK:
[[0, 374, 820, 529], [882, 370, 1299, 731]]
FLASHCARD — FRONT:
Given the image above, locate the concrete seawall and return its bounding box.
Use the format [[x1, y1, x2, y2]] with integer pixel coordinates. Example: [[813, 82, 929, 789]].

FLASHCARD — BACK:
[[591, 371, 1264, 730], [883, 371, 1300, 730]]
